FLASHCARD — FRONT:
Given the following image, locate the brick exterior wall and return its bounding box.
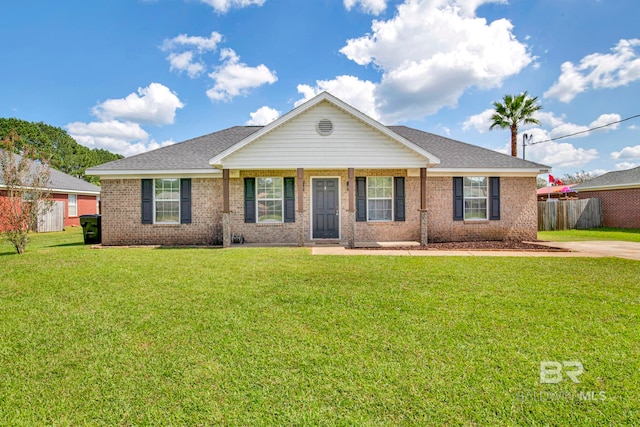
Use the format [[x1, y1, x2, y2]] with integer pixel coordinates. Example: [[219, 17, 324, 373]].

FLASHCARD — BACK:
[[50, 193, 98, 227], [578, 188, 640, 229], [100, 178, 223, 245], [100, 172, 538, 246], [426, 176, 537, 242]]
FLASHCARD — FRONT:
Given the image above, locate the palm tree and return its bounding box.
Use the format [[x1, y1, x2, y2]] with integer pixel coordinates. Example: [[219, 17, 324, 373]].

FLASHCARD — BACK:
[[489, 92, 542, 157]]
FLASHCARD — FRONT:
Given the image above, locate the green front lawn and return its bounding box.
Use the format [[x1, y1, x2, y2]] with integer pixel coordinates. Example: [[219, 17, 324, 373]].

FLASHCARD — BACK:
[[1, 229, 639, 425], [539, 227, 640, 242]]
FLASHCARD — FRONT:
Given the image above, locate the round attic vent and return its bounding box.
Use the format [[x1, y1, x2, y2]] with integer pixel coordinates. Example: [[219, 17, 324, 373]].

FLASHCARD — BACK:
[[316, 119, 333, 136]]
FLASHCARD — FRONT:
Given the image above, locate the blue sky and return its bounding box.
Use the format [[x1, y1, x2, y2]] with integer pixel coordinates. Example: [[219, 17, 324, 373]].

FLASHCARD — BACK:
[[2, 0, 639, 177]]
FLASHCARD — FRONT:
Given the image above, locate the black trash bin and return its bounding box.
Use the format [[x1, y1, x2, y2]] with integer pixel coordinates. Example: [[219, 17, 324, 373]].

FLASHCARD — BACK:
[[79, 214, 102, 244]]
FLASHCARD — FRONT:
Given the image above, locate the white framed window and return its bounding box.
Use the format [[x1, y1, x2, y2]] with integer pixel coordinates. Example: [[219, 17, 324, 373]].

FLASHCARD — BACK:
[[367, 176, 393, 221], [154, 178, 180, 224], [463, 177, 488, 220], [68, 194, 78, 217], [256, 177, 283, 223]]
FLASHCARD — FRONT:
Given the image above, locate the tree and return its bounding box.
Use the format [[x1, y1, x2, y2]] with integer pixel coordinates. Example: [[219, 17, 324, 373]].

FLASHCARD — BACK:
[[0, 133, 53, 254], [489, 92, 542, 157], [0, 118, 123, 185], [561, 170, 599, 184], [536, 177, 548, 189]]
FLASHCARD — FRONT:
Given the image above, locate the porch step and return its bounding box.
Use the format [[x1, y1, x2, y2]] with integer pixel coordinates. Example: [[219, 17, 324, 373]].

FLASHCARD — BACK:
[[311, 240, 341, 246]]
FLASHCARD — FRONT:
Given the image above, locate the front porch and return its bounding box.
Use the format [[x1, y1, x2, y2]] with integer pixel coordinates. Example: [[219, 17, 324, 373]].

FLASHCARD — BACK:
[[220, 167, 430, 248]]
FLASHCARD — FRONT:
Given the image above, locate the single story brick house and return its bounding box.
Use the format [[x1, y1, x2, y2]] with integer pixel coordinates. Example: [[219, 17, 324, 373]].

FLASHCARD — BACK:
[[574, 166, 640, 229], [86, 92, 549, 247], [0, 152, 101, 230]]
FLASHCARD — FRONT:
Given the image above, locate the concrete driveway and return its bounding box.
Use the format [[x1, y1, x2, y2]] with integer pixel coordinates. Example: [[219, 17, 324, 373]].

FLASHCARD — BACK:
[[535, 241, 640, 261], [312, 241, 640, 260]]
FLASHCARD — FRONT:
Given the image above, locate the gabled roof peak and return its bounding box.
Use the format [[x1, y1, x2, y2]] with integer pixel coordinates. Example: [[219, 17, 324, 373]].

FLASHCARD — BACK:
[[208, 91, 440, 168]]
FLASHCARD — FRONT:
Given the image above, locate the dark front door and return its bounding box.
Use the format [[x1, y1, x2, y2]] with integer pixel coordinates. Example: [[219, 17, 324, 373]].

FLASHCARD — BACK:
[[313, 178, 339, 239]]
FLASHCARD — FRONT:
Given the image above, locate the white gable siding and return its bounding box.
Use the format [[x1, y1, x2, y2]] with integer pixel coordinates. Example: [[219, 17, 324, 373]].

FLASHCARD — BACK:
[[220, 102, 429, 169]]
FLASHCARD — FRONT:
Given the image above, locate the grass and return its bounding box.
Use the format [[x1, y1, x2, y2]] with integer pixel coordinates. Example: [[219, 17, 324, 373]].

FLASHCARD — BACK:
[[539, 227, 640, 242], [1, 228, 639, 425]]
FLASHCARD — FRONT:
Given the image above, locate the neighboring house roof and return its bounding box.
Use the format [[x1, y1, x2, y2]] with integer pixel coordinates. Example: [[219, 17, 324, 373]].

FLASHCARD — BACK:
[[0, 151, 101, 195], [87, 92, 549, 176], [573, 166, 640, 191], [536, 184, 577, 196]]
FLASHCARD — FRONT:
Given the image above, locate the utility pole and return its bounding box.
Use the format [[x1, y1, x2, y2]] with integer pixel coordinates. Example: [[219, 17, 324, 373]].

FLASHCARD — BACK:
[[522, 133, 531, 160]]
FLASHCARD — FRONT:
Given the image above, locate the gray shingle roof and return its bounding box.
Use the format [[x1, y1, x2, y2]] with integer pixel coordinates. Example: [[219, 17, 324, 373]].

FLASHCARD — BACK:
[[87, 124, 548, 173], [88, 126, 261, 171], [388, 126, 549, 169], [0, 151, 100, 194], [573, 166, 640, 190]]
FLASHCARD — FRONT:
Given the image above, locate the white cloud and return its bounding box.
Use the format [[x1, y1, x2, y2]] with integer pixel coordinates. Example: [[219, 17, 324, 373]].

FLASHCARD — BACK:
[[545, 38, 640, 102], [611, 145, 640, 160], [67, 120, 149, 141], [524, 140, 598, 168], [548, 113, 620, 140], [615, 162, 640, 170], [465, 109, 621, 143], [167, 52, 206, 78], [344, 0, 387, 15], [462, 108, 494, 133], [162, 31, 223, 52], [68, 83, 184, 157], [491, 127, 597, 167], [66, 120, 174, 156], [196, 0, 266, 13], [295, 75, 379, 120], [246, 106, 280, 125], [92, 83, 184, 125], [206, 49, 277, 101], [589, 169, 608, 177], [339, 0, 532, 123], [162, 32, 223, 78]]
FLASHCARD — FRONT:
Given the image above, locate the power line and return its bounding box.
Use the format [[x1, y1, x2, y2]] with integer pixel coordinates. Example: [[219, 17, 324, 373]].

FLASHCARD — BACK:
[[526, 114, 640, 146]]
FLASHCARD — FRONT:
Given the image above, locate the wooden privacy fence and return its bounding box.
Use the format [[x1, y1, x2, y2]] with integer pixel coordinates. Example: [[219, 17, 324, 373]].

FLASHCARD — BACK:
[[538, 198, 602, 231], [36, 201, 65, 232]]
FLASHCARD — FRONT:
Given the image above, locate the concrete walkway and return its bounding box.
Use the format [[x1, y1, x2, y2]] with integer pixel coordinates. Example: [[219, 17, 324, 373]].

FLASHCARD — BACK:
[[312, 241, 640, 260], [534, 241, 640, 261]]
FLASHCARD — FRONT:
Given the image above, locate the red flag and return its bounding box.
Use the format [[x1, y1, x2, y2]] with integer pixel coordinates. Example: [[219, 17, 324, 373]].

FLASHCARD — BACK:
[[549, 174, 555, 184]]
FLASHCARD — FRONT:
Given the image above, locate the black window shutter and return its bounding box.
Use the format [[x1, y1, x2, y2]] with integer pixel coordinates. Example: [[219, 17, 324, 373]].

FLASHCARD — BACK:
[[244, 178, 256, 223], [356, 177, 367, 222], [453, 177, 464, 221], [284, 177, 295, 223], [180, 178, 192, 224], [141, 179, 153, 224], [489, 177, 500, 220], [394, 177, 405, 221]]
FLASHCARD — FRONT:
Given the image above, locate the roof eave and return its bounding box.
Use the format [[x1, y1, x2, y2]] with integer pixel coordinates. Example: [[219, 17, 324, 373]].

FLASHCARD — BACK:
[[574, 183, 640, 191], [0, 184, 100, 195], [86, 168, 221, 177], [428, 167, 550, 174]]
